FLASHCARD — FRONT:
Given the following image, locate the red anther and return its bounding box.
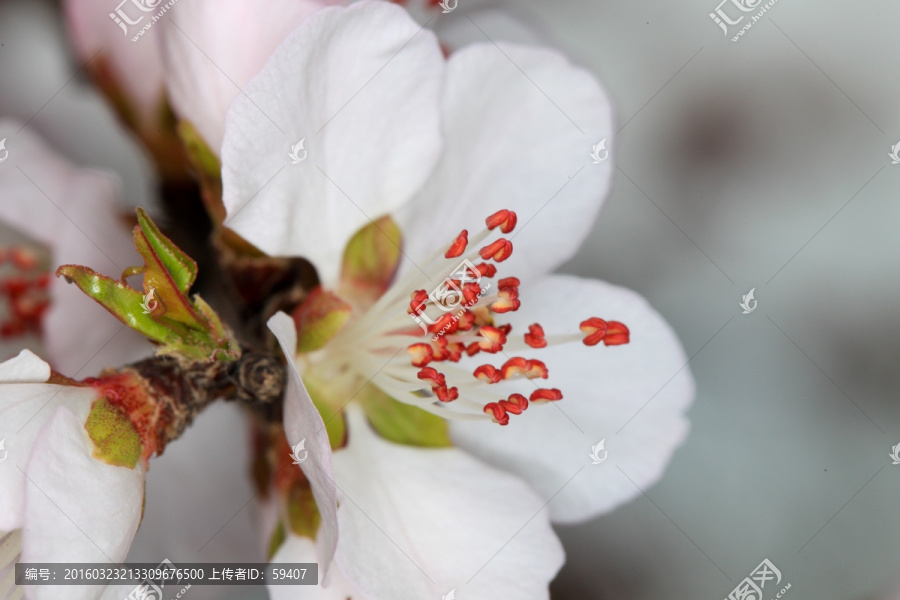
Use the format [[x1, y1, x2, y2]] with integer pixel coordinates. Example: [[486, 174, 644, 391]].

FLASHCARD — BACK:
[[465, 342, 481, 357], [445, 229, 469, 259], [432, 337, 463, 362], [485, 209, 517, 234], [530, 388, 563, 403], [501, 358, 548, 380], [435, 385, 459, 403], [580, 317, 609, 346], [445, 341, 464, 362], [603, 321, 630, 346], [462, 282, 482, 305], [498, 324, 513, 336], [500, 393, 529, 415], [483, 402, 509, 426], [408, 290, 429, 315], [427, 313, 457, 335], [456, 310, 476, 331], [500, 357, 528, 379], [10, 247, 39, 270], [524, 323, 547, 348], [473, 364, 503, 384], [417, 367, 446, 388], [3, 276, 28, 297], [472, 262, 497, 278], [491, 289, 520, 313], [497, 277, 520, 291], [479, 239, 513, 262], [407, 343, 433, 367], [477, 326, 507, 353]]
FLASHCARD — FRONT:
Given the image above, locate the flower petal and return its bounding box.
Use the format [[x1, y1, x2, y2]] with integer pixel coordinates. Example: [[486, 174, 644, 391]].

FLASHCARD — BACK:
[[450, 274, 694, 523], [221, 1, 444, 287], [0, 121, 149, 374], [268, 534, 363, 600], [331, 407, 564, 599], [160, 0, 336, 153], [395, 42, 613, 282], [21, 406, 145, 600], [0, 349, 50, 382], [267, 311, 338, 574], [0, 354, 97, 532]]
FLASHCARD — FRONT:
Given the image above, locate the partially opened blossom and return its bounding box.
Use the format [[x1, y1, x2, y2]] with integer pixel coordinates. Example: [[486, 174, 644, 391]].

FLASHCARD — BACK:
[[0, 350, 146, 600], [0, 120, 148, 374], [63, 0, 166, 128], [159, 0, 339, 158], [220, 1, 693, 596]]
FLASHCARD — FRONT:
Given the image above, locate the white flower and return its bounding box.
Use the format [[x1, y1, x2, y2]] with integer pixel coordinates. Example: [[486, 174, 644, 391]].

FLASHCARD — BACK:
[[0, 350, 146, 600], [220, 2, 694, 596], [0, 121, 148, 374], [159, 0, 339, 155]]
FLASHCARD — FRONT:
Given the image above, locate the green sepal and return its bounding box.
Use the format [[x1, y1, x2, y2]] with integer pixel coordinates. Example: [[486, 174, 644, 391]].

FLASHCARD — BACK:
[[267, 522, 286, 559], [286, 481, 321, 540], [359, 384, 451, 448], [340, 217, 402, 306], [302, 374, 347, 450], [84, 398, 143, 469]]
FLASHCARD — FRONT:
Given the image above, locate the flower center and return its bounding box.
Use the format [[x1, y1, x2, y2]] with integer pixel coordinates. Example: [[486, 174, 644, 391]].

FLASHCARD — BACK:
[[305, 210, 630, 426]]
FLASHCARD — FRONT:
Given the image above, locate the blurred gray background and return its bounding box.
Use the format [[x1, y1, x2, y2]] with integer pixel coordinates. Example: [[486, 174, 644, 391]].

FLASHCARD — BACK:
[[1, 0, 898, 599]]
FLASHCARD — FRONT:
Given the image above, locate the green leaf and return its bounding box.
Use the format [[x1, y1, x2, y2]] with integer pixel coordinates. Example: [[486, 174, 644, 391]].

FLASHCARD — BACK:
[[56, 265, 179, 345], [359, 383, 451, 448], [132, 225, 204, 327], [135, 207, 197, 294], [84, 397, 143, 469]]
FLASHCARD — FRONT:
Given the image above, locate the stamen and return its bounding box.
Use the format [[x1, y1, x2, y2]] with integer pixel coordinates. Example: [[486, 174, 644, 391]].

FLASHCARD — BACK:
[[444, 230, 468, 259], [524, 323, 547, 348], [479, 239, 513, 262], [485, 209, 518, 234]]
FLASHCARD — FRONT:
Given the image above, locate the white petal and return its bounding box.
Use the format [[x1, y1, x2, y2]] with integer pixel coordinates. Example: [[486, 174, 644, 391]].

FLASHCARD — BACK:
[[268, 535, 363, 600], [0, 375, 96, 532], [395, 42, 613, 282], [0, 350, 50, 383], [331, 408, 564, 599], [21, 406, 145, 600], [450, 274, 694, 523], [160, 0, 337, 153], [267, 312, 338, 574], [221, 1, 444, 287], [0, 121, 150, 374], [62, 0, 166, 124]]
